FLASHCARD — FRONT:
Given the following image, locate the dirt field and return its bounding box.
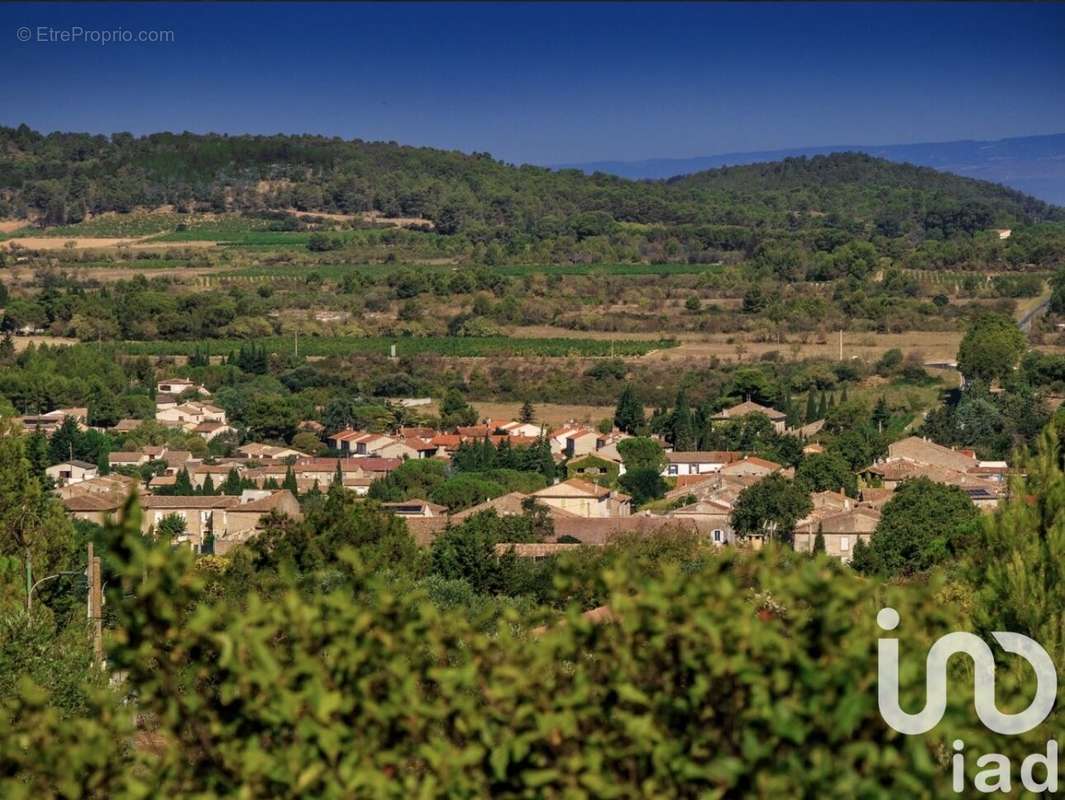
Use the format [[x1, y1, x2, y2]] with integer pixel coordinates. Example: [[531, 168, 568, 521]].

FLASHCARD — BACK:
[[10, 335, 77, 352], [1, 236, 217, 252], [653, 330, 966, 364], [0, 220, 29, 234], [419, 400, 614, 427], [507, 325, 965, 364], [0, 265, 223, 286]]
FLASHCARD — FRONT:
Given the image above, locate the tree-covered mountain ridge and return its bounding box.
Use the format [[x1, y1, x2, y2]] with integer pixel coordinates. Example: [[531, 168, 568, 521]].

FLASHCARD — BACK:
[[1, 124, 1062, 239]]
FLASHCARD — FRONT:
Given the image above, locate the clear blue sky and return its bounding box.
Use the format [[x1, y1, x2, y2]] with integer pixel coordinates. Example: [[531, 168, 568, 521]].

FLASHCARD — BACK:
[[2, 2, 1064, 165]]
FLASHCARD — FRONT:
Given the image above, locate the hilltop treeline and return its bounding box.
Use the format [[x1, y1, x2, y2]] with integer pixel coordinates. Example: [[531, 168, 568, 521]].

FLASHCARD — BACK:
[[3, 125, 1065, 271]]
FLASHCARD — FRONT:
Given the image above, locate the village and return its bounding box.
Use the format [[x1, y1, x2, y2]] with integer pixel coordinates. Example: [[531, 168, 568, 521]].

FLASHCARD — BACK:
[[20, 375, 1012, 562]]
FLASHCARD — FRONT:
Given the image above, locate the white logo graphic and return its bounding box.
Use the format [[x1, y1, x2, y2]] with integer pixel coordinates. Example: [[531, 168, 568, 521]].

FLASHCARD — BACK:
[[877, 607, 1056, 735]]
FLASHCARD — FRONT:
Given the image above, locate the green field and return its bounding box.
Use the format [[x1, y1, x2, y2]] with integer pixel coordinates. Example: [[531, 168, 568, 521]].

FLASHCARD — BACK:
[[111, 335, 677, 358]]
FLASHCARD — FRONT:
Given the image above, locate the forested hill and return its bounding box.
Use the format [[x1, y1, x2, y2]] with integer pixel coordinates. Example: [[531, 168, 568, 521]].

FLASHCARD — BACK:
[[1, 124, 1062, 242]]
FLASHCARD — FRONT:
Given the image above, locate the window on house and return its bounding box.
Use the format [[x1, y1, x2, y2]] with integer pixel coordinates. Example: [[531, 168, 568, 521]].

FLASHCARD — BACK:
[[840, 537, 849, 551], [668, 465, 678, 475], [712, 529, 723, 543]]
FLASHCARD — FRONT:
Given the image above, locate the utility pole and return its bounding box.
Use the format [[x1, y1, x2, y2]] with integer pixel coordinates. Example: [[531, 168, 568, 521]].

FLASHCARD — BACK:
[[24, 556, 32, 612], [87, 543, 103, 668]]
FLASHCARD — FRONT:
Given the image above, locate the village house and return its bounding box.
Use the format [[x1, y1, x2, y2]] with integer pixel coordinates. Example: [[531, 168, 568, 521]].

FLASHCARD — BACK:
[[215, 491, 303, 554], [110, 418, 146, 435], [532, 478, 631, 518], [381, 499, 448, 517], [58, 474, 138, 502], [193, 421, 236, 442], [498, 421, 545, 438], [566, 452, 622, 484], [710, 400, 788, 433], [109, 451, 150, 469], [139, 490, 300, 552], [328, 430, 404, 457], [236, 443, 308, 462], [156, 378, 211, 397], [668, 498, 734, 545], [45, 460, 99, 487], [719, 455, 783, 479], [793, 506, 881, 563], [662, 451, 739, 478], [156, 401, 227, 432], [549, 426, 599, 458], [62, 492, 127, 525], [15, 407, 88, 437], [886, 436, 978, 472]]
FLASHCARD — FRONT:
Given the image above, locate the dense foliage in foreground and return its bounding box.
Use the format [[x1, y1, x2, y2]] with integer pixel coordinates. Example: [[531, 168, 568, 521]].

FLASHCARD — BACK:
[[6, 421, 1065, 797]]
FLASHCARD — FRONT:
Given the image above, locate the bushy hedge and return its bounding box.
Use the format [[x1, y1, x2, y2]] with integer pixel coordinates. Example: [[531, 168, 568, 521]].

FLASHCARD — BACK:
[[3, 497, 1048, 798]]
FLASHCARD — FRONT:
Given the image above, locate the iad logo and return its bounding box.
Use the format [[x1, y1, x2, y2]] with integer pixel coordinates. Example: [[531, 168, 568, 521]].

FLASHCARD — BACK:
[[877, 607, 1056, 735], [877, 607, 1060, 794]]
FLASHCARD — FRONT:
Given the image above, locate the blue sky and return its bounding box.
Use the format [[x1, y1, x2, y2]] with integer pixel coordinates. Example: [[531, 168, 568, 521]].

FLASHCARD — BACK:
[[2, 2, 1064, 164]]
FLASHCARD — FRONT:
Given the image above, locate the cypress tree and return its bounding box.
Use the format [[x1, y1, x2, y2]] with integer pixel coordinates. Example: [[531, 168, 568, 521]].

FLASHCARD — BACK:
[[283, 465, 298, 493], [222, 468, 243, 496], [173, 467, 194, 496], [805, 392, 817, 424], [201, 473, 216, 496], [613, 385, 645, 435], [671, 389, 695, 451]]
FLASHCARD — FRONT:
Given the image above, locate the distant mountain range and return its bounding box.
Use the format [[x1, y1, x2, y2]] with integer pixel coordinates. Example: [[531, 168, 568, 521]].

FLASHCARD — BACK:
[[554, 133, 1065, 205]]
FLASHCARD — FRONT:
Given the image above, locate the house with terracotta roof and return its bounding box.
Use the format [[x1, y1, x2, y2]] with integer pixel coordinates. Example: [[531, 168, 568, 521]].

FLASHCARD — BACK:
[[710, 401, 787, 433], [156, 401, 227, 433], [236, 443, 308, 462], [381, 499, 448, 517], [62, 492, 127, 525], [292, 457, 401, 486], [886, 436, 978, 473], [328, 429, 403, 457], [109, 451, 149, 469], [532, 479, 631, 518], [719, 455, 782, 479], [498, 421, 545, 438]]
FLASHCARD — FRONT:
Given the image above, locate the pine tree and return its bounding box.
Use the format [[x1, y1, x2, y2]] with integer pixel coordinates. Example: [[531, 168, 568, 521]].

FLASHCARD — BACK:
[[48, 417, 82, 466], [519, 399, 535, 424], [25, 430, 50, 478], [0, 332, 14, 362]]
